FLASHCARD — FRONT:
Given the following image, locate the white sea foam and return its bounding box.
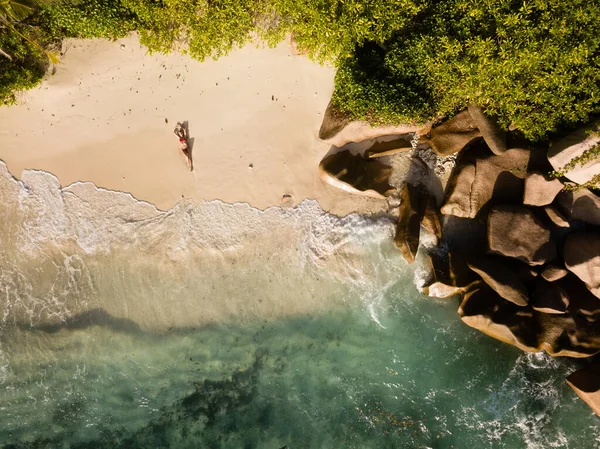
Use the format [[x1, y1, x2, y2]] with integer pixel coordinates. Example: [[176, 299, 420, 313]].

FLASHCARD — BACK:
[[0, 160, 407, 338]]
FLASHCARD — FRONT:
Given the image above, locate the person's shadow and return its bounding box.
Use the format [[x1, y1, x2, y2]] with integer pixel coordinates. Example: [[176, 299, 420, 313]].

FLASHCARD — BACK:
[[182, 120, 194, 171]]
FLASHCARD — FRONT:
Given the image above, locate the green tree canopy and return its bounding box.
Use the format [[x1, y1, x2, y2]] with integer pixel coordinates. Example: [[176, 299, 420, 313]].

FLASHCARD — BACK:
[[2, 0, 600, 140]]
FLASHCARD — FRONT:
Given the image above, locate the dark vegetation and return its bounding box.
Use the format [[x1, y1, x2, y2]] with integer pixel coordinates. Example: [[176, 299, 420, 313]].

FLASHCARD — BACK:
[[2, 0, 600, 140]]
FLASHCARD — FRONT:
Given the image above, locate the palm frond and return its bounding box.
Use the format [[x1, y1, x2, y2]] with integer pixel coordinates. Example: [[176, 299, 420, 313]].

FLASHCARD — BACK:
[[0, 0, 64, 22]]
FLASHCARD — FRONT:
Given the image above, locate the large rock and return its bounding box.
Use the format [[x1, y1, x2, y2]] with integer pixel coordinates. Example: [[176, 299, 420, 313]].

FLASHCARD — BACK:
[[467, 104, 507, 155], [531, 279, 569, 314], [440, 164, 476, 217], [537, 313, 600, 357], [507, 258, 540, 283], [318, 100, 349, 140], [564, 232, 600, 299], [567, 363, 600, 417], [548, 118, 600, 185], [540, 264, 568, 282], [417, 252, 459, 298], [562, 274, 600, 320], [394, 183, 421, 264], [418, 251, 480, 299], [523, 171, 564, 206], [469, 148, 530, 217], [318, 100, 421, 146], [319, 150, 394, 199], [425, 110, 482, 157], [458, 284, 600, 357], [488, 205, 556, 266], [420, 193, 442, 243], [555, 189, 600, 226], [543, 206, 571, 228], [467, 256, 529, 306], [441, 147, 531, 218], [458, 286, 542, 352]]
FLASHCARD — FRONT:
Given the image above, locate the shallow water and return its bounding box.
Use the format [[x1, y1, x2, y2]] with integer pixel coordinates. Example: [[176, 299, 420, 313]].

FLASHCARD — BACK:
[[0, 162, 599, 448]]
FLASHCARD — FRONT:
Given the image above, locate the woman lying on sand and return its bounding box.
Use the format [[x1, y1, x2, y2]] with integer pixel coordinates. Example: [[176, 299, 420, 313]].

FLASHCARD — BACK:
[[174, 122, 193, 171]]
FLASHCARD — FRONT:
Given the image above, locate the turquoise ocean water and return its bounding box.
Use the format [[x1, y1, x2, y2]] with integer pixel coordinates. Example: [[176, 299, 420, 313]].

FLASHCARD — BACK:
[[0, 161, 599, 448]]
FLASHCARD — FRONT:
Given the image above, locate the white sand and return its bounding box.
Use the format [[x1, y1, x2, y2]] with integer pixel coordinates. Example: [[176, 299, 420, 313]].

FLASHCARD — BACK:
[[0, 35, 386, 215]]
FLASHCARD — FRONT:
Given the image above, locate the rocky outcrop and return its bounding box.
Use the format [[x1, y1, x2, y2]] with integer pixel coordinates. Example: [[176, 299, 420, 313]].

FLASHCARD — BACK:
[[564, 232, 600, 299], [319, 150, 394, 199], [523, 171, 564, 206], [487, 205, 556, 266], [331, 110, 600, 417], [319, 106, 600, 364], [467, 104, 507, 156], [424, 110, 481, 157], [567, 363, 600, 417], [418, 252, 462, 298], [547, 118, 600, 185], [467, 256, 529, 306]]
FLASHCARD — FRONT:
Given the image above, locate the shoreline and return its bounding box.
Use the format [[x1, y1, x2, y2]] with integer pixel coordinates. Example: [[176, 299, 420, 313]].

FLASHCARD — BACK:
[[0, 35, 387, 217]]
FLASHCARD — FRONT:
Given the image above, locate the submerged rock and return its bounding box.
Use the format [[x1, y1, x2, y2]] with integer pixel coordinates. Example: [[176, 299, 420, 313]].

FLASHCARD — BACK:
[[425, 110, 481, 157], [487, 205, 556, 266], [319, 150, 394, 199], [523, 171, 564, 206], [467, 104, 507, 156], [567, 362, 600, 417], [564, 232, 600, 299]]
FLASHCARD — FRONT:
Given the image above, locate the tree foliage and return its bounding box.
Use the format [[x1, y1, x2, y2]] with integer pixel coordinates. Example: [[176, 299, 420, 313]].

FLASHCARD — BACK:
[[2, 0, 600, 140], [333, 0, 600, 139]]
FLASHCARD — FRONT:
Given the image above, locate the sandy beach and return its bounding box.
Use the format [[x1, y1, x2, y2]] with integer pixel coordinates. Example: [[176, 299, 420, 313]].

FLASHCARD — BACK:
[[0, 35, 386, 215]]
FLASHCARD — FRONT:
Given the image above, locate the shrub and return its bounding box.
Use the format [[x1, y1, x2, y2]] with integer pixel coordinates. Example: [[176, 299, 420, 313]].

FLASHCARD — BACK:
[[39, 0, 139, 40], [332, 41, 435, 125]]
